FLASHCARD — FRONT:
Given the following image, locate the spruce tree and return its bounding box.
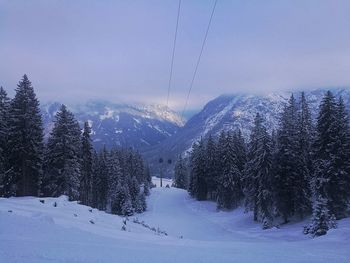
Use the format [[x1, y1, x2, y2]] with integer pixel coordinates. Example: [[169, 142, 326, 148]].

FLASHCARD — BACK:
[[106, 149, 123, 211], [129, 176, 140, 209], [7, 75, 44, 196], [43, 104, 81, 200], [307, 91, 340, 236], [188, 139, 207, 200], [93, 147, 109, 210], [217, 132, 243, 209], [217, 163, 241, 210], [80, 121, 93, 205], [244, 113, 274, 227], [205, 135, 218, 200], [294, 92, 313, 218], [173, 155, 188, 190], [331, 96, 350, 217], [274, 94, 308, 222], [90, 150, 100, 208], [0, 87, 10, 196], [244, 113, 264, 221], [232, 129, 247, 174], [255, 129, 274, 228], [307, 160, 337, 237]]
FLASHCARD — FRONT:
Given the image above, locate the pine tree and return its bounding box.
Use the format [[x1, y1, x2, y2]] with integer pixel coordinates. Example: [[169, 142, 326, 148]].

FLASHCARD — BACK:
[[217, 132, 243, 209], [0, 87, 10, 196], [331, 96, 350, 218], [217, 164, 241, 210], [134, 192, 147, 213], [90, 150, 100, 208], [112, 183, 134, 216], [129, 176, 140, 209], [204, 135, 218, 200], [7, 75, 44, 196], [80, 121, 93, 205], [173, 155, 188, 189], [232, 129, 247, 173], [188, 139, 207, 200], [93, 147, 109, 210], [244, 113, 274, 227], [307, 91, 340, 236], [294, 92, 313, 218], [106, 149, 123, 211], [43, 104, 81, 200], [307, 160, 337, 237], [244, 113, 264, 221], [256, 129, 274, 228], [274, 94, 308, 222]]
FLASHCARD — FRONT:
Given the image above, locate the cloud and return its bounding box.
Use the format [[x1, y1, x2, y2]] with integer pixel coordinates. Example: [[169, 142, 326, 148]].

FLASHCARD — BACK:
[[1, 0, 350, 110]]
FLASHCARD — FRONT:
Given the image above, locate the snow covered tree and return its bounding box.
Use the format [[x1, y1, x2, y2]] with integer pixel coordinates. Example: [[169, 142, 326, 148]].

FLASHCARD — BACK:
[[91, 147, 109, 210], [244, 113, 264, 221], [274, 94, 310, 222], [111, 183, 133, 216], [173, 155, 188, 190], [129, 176, 141, 209], [188, 139, 207, 200], [291, 92, 313, 218], [106, 150, 123, 212], [244, 113, 274, 227], [90, 151, 100, 208], [43, 104, 81, 200], [217, 132, 243, 209], [0, 86, 10, 196], [204, 134, 219, 200], [232, 129, 247, 174], [307, 91, 349, 236], [80, 121, 93, 205], [255, 129, 274, 229], [331, 96, 350, 218], [217, 163, 242, 210], [7, 75, 44, 196], [134, 192, 147, 213], [306, 160, 337, 237], [313, 91, 350, 218]]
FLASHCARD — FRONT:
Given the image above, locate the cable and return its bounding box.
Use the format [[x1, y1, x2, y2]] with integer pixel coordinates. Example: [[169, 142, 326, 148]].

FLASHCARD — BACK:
[[181, 0, 218, 118], [159, 0, 182, 183], [166, 0, 182, 108]]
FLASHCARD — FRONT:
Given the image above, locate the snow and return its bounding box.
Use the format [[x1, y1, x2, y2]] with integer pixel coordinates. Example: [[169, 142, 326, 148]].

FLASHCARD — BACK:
[[99, 107, 115, 120], [1, 189, 349, 263], [152, 176, 173, 187]]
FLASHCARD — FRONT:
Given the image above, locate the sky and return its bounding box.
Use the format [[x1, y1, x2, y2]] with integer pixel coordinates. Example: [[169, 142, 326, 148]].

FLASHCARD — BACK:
[[1, 0, 350, 111]]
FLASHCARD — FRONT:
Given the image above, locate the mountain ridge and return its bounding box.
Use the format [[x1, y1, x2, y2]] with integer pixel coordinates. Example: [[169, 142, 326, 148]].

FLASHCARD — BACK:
[[41, 100, 184, 150], [143, 87, 350, 175]]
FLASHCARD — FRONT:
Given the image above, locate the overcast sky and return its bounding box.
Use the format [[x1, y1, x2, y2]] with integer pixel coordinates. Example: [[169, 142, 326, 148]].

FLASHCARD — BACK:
[[1, 0, 350, 110]]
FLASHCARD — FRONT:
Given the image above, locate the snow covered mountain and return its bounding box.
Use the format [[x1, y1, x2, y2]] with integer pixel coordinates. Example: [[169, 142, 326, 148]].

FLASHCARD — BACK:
[[144, 88, 350, 173], [41, 100, 184, 149]]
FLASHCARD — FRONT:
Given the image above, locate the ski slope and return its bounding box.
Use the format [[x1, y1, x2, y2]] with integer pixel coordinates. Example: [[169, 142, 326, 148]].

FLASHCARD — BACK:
[[1, 187, 350, 263]]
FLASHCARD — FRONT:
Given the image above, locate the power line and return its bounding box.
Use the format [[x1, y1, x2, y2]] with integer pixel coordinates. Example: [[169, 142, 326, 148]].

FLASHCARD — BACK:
[[159, 0, 182, 186], [166, 0, 182, 108], [181, 0, 218, 118]]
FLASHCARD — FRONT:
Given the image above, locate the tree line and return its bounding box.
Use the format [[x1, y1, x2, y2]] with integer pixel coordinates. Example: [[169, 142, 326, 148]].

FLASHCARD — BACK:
[[0, 75, 151, 216], [174, 91, 350, 237]]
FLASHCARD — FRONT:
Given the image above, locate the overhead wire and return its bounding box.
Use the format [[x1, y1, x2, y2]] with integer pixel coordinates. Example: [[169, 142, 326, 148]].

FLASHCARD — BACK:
[[166, 0, 182, 109], [181, 0, 218, 118]]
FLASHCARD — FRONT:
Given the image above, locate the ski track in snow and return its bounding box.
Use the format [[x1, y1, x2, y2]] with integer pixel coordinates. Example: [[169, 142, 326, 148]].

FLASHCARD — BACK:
[[0, 187, 350, 263]]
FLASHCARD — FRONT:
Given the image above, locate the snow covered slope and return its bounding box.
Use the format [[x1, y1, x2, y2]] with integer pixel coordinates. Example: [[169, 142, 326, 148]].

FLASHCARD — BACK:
[[1, 188, 349, 263], [41, 100, 184, 149]]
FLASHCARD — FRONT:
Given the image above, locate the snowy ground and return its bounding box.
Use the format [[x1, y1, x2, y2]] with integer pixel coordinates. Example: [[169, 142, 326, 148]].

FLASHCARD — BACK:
[[151, 176, 173, 188], [1, 186, 349, 263]]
